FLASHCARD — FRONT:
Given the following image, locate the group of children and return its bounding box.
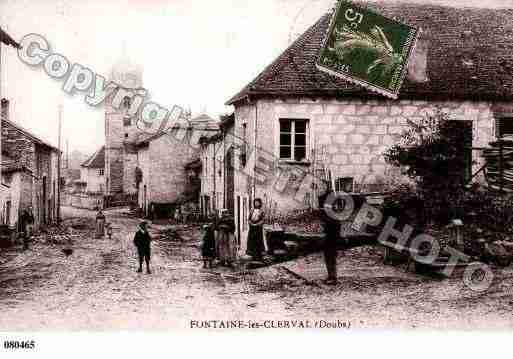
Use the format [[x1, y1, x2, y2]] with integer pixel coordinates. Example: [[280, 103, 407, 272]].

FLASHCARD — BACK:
[[201, 210, 236, 269], [201, 199, 267, 269]]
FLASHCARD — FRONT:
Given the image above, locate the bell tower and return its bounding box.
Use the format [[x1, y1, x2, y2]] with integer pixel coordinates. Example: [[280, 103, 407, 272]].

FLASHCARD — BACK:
[[104, 51, 143, 196]]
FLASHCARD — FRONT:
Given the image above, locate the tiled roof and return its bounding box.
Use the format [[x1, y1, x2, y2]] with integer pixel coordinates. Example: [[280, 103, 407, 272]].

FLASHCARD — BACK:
[[220, 113, 235, 130], [81, 146, 105, 168], [133, 115, 220, 146], [191, 113, 215, 124], [226, 2, 513, 105], [2, 118, 60, 152]]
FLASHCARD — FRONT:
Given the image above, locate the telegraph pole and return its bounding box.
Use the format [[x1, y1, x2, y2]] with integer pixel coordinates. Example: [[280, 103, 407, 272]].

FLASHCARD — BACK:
[[57, 104, 62, 224]]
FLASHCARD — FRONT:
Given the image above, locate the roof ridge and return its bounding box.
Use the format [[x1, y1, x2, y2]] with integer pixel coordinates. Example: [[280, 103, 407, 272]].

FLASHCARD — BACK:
[[81, 145, 105, 168], [1, 117, 60, 152], [225, 13, 330, 105], [226, 4, 513, 104]]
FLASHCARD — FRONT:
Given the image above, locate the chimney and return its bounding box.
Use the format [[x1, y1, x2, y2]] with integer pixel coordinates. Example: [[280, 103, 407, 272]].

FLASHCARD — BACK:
[[1, 98, 9, 122]]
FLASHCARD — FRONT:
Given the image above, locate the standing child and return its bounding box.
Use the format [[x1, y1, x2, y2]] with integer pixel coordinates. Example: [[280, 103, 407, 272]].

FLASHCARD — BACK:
[[134, 221, 152, 274], [216, 210, 236, 267], [201, 223, 216, 268]]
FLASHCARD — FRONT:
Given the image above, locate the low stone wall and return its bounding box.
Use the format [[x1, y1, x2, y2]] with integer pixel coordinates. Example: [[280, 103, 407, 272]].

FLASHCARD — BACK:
[[63, 193, 103, 210]]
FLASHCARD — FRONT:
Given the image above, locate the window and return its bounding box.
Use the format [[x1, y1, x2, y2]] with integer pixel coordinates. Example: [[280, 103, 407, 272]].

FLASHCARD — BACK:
[[335, 177, 354, 193], [122, 96, 131, 110], [496, 117, 513, 138], [99, 169, 104, 176], [279, 119, 309, 161], [122, 97, 132, 126]]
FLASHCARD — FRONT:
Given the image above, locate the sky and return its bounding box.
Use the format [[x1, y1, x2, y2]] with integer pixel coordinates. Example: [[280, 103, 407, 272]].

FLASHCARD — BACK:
[[1, 0, 512, 155]]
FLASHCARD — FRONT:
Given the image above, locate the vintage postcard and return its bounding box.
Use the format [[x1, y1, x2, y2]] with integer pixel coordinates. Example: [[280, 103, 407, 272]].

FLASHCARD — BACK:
[[317, 0, 420, 99], [0, 0, 513, 357]]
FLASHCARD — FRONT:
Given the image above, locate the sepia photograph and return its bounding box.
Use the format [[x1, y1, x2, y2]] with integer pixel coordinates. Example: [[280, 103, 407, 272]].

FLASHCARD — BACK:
[[1, 0, 513, 356]]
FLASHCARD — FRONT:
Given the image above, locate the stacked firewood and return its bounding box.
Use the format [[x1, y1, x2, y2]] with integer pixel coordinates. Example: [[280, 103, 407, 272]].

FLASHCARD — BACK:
[[483, 136, 513, 192]]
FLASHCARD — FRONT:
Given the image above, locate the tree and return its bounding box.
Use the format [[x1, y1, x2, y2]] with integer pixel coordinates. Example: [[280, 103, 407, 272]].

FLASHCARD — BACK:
[[383, 109, 472, 224]]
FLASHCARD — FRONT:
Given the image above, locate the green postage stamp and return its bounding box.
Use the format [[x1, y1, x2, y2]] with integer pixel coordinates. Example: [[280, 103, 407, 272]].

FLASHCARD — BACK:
[[317, 0, 420, 99]]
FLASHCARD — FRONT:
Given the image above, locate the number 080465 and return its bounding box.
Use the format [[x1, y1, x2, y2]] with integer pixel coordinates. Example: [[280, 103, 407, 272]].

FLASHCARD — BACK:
[[3, 340, 35, 350]]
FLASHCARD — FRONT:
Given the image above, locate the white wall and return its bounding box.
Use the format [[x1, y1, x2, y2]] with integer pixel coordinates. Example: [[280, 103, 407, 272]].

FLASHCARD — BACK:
[[81, 167, 105, 193]]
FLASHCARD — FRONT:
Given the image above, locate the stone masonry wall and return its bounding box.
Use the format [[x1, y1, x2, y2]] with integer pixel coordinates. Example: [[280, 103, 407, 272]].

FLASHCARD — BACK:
[[146, 131, 200, 204], [1, 121, 59, 226], [35, 145, 54, 224], [137, 146, 150, 211], [1, 120, 36, 171], [233, 98, 498, 213]]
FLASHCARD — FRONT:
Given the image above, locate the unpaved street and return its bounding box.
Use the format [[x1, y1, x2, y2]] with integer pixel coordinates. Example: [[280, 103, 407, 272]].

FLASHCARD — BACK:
[[1, 207, 513, 330]]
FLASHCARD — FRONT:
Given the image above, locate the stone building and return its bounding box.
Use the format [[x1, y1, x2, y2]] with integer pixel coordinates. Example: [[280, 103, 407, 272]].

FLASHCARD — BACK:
[[79, 146, 105, 194], [198, 114, 237, 217], [1, 102, 60, 230], [0, 29, 21, 233], [198, 114, 246, 242], [225, 2, 513, 252], [104, 56, 144, 196], [135, 114, 218, 218]]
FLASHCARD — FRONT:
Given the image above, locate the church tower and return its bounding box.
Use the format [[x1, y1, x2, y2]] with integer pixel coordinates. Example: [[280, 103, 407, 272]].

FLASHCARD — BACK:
[[104, 54, 144, 196]]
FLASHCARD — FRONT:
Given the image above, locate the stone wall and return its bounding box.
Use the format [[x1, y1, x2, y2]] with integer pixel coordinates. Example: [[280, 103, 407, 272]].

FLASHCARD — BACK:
[[1, 120, 36, 171], [63, 193, 104, 210], [138, 131, 200, 205], [123, 149, 138, 194], [105, 147, 123, 194], [137, 146, 150, 212], [81, 167, 105, 193], [199, 124, 240, 214], [34, 145, 56, 225], [233, 97, 498, 213], [1, 121, 59, 227], [105, 90, 147, 195]]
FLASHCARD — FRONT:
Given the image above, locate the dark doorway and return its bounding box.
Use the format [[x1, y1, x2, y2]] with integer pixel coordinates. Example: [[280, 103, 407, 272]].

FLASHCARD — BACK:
[[446, 120, 473, 184], [5, 201, 11, 226]]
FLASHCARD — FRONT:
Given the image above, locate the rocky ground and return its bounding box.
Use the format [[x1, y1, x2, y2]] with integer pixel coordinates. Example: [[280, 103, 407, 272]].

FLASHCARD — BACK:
[[1, 206, 513, 330]]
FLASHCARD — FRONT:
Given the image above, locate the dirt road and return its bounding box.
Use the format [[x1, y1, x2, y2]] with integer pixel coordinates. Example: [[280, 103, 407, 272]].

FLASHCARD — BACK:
[[1, 206, 513, 330]]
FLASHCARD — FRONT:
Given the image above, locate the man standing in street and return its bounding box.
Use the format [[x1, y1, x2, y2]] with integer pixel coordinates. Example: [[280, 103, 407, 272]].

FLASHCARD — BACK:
[[133, 221, 152, 274], [318, 184, 342, 285]]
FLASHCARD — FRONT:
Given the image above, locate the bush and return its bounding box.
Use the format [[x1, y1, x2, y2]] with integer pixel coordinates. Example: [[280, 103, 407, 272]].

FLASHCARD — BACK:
[[383, 109, 472, 225]]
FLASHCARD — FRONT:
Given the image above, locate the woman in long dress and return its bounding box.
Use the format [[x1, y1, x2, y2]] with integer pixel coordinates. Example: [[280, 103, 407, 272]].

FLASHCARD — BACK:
[[246, 198, 265, 261]]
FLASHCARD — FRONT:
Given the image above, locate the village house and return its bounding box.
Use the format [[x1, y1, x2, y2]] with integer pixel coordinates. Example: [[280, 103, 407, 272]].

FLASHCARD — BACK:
[[103, 56, 219, 215], [1, 99, 60, 230], [0, 28, 21, 236], [79, 146, 105, 194], [197, 114, 236, 216], [197, 113, 245, 239], [103, 56, 144, 198], [134, 114, 218, 218], [224, 2, 513, 253]]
